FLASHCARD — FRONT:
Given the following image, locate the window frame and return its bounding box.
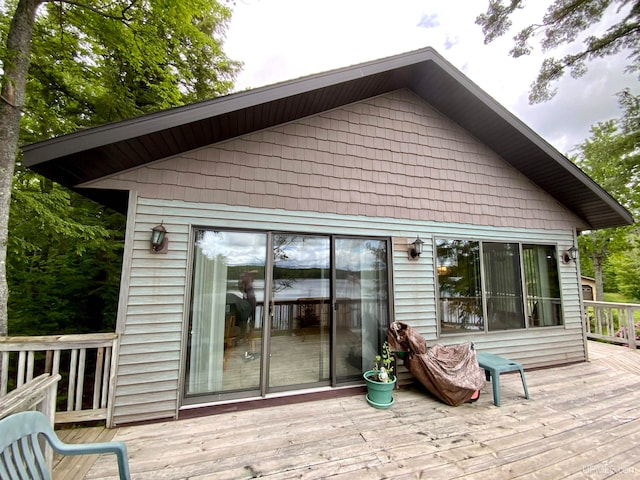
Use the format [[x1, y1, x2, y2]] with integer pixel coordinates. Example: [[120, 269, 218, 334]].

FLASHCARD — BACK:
[[435, 237, 564, 336], [181, 225, 395, 404]]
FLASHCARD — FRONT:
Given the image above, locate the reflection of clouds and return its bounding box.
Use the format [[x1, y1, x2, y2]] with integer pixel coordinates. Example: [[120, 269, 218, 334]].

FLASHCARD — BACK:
[[336, 239, 386, 272], [335, 246, 361, 272], [197, 230, 266, 266], [197, 232, 387, 271], [277, 236, 330, 268], [196, 231, 220, 260]]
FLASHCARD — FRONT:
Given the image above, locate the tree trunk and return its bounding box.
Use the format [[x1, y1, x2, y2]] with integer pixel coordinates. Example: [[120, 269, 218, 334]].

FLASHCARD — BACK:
[[0, 0, 43, 336], [593, 254, 605, 302]]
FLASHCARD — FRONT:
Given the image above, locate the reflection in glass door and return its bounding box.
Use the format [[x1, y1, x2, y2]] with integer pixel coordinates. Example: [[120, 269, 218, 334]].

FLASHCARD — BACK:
[[185, 230, 267, 396], [335, 238, 389, 382], [268, 235, 331, 390], [185, 230, 390, 401]]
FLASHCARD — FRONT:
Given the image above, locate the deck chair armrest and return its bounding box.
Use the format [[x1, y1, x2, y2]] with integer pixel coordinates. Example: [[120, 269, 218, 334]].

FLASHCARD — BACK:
[[1, 411, 131, 480], [45, 433, 131, 480]]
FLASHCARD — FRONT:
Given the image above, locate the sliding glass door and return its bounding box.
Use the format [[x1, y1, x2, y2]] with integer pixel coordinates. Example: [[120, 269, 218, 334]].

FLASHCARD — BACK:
[[335, 238, 389, 382], [268, 235, 331, 389], [184, 229, 390, 401], [185, 230, 267, 396]]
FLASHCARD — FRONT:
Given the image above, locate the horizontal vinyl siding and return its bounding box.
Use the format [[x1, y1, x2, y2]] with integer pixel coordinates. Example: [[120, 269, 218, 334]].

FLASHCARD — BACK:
[[111, 198, 189, 425], [393, 237, 437, 338], [111, 197, 583, 424]]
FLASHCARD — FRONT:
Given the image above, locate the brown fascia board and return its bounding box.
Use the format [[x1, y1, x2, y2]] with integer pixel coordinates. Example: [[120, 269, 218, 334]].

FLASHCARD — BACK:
[[21, 48, 435, 166], [21, 47, 634, 228]]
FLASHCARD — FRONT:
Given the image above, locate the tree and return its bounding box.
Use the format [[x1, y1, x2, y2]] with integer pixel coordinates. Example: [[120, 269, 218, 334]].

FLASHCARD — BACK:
[[0, 0, 240, 336], [573, 94, 639, 299], [476, 0, 640, 103], [608, 234, 640, 300], [8, 170, 123, 335]]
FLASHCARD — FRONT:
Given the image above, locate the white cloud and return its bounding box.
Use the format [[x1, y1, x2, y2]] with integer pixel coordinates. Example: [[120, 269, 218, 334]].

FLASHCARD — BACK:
[[224, 0, 637, 153]]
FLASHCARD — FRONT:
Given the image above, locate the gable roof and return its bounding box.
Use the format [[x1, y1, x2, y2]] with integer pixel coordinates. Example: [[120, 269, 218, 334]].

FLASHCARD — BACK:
[[21, 47, 633, 229]]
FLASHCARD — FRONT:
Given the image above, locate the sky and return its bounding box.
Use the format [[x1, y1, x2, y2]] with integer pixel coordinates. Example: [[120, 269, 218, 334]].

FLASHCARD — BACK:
[[223, 0, 638, 156]]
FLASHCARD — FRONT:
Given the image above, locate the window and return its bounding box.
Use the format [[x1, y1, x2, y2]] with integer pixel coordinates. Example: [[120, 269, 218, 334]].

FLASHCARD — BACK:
[[484, 242, 525, 331], [523, 244, 562, 327], [437, 240, 483, 332], [437, 239, 562, 334]]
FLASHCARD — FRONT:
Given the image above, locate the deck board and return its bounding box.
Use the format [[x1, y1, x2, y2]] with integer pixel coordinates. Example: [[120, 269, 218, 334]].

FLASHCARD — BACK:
[[54, 341, 640, 479]]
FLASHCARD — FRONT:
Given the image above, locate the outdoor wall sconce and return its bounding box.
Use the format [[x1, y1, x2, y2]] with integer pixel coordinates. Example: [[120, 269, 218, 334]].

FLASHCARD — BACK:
[[562, 245, 578, 263], [151, 223, 168, 254], [408, 236, 424, 260]]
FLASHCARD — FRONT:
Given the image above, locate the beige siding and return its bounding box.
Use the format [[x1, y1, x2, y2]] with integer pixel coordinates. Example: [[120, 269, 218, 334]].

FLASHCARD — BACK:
[[90, 91, 587, 425]]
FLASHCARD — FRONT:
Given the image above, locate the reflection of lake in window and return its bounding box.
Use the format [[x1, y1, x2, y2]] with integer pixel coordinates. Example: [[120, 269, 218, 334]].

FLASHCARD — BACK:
[[437, 239, 563, 333], [437, 239, 484, 332]]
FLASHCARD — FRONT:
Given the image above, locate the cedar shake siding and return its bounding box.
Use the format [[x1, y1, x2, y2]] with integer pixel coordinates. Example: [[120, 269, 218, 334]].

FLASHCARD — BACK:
[[85, 90, 585, 232]]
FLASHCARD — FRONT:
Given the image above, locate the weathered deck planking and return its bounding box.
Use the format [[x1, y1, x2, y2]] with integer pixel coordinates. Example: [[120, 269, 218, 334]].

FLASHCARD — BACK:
[[53, 424, 118, 480], [53, 341, 640, 479]]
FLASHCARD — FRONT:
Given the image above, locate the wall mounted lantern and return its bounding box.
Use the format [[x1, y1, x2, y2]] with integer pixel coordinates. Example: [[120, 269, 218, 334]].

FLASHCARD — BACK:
[[562, 245, 578, 263], [408, 236, 424, 260], [151, 222, 168, 253]]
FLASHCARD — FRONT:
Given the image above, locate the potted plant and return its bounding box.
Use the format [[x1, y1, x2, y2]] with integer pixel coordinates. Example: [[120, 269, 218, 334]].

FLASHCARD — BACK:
[[363, 341, 396, 409]]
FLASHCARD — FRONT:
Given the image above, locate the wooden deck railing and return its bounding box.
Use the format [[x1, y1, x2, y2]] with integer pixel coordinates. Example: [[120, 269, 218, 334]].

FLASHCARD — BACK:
[[0, 372, 61, 421], [257, 298, 364, 334], [0, 333, 118, 424], [584, 300, 639, 349], [0, 373, 62, 468]]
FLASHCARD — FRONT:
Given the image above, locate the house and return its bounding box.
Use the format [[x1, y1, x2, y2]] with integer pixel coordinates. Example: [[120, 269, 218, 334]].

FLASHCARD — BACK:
[[21, 48, 633, 426], [581, 276, 597, 301]]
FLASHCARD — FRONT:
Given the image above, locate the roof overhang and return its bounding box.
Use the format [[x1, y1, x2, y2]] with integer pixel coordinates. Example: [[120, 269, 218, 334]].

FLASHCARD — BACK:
[[22, 47, 633, 228]]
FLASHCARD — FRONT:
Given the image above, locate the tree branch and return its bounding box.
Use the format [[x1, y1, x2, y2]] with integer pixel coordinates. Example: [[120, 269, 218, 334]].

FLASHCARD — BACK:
[[44, 0, 138, 22], [0, 94, 23, 110]]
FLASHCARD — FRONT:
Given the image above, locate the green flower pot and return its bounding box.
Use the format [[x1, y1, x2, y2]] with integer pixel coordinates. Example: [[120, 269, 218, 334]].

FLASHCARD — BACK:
[[363, 370, 396, 409]]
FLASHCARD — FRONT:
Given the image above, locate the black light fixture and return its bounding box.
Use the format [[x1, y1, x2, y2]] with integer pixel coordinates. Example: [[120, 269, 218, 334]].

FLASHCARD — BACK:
[[408, 236, 424, 260], [562, 245, 578, 263], [151, 222, 168, 253]]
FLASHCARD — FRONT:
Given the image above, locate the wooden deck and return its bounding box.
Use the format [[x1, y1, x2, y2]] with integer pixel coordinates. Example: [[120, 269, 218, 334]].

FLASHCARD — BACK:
[[54, 341, 640, 479]]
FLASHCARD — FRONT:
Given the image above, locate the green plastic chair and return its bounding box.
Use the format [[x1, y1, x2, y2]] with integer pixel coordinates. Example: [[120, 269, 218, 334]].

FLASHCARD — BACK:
[[0, 410, 130, 480]]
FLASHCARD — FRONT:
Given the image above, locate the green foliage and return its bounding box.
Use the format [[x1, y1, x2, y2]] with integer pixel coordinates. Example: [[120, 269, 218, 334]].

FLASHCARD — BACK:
[[18, 0, 240, 142], [607, 236, 640, 301], [603, 291, 630, 302], [1, 0, 240, 336], [576, 121, 637, 212], [372, 341, 394, 382], [574, 90, 640, 298], [477, 0, 640, 103], [7, 170, 125, 335]]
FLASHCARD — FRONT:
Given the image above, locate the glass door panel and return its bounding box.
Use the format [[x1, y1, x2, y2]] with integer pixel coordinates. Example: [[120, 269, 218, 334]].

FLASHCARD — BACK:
[[335, 238, 389, 382], [268, 234, 330, 389], [185, 230, 267, 396]]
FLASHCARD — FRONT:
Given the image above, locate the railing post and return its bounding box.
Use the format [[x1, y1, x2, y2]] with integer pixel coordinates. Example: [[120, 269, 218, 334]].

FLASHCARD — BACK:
[[627, 309, 637, 350]]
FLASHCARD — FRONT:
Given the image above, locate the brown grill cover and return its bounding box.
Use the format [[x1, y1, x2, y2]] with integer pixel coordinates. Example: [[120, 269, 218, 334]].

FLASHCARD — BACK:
[[388, 321, 485, 406]]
